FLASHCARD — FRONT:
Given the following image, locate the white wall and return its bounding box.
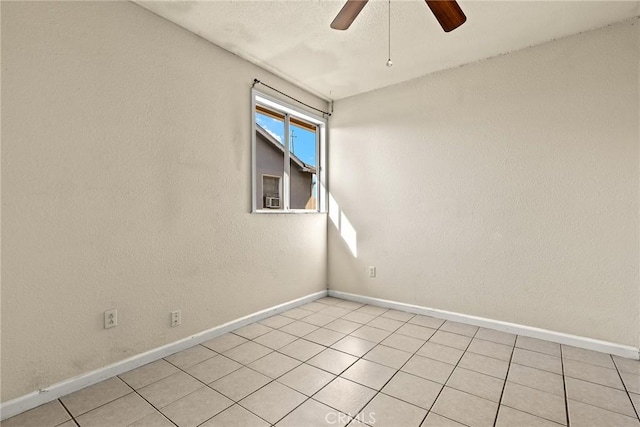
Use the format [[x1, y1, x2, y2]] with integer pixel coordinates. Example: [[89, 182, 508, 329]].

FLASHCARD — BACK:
[[1, 1, 327, 401], [328, 19, 639, 348]]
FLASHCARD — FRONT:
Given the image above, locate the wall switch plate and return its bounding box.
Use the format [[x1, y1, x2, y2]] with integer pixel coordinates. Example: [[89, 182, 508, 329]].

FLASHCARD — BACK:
[[368, 266, 376, 278], [171, 310, 181, 327], [104, 309, 117, 329]]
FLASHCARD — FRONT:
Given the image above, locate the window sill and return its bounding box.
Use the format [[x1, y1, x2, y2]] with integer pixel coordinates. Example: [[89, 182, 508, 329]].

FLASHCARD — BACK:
[[252, 209, 327, 215]]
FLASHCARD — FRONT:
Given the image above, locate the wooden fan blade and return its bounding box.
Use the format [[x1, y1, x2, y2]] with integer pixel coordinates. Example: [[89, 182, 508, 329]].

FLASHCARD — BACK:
[[425, 0, 466, 32], [330, 0, 369, 30]]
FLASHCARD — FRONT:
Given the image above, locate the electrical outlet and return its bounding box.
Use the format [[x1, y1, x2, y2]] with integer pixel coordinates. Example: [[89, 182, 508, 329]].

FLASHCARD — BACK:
[[104, 309, 117, 329], [171, 310, 181, 327], [368, 266, 376, 278]]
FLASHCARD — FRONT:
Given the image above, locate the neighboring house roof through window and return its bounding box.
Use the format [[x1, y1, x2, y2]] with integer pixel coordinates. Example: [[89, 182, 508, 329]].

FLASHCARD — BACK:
[[256, 123, 317, 174]]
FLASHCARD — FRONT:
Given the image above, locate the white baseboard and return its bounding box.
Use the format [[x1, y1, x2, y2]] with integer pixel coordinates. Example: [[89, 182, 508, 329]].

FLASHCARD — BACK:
[[328, 290, 639, 360], [0, 290, 328, 421]]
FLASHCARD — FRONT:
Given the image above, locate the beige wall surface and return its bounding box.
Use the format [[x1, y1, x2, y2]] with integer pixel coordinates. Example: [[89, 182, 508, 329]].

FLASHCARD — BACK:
[[1, 1, 327, 401], [328, 19, 639, 347]]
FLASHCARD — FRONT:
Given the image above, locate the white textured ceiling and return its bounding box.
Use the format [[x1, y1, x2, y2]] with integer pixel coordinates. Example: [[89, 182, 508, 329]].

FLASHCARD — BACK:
[[135, 1, 640, 100]]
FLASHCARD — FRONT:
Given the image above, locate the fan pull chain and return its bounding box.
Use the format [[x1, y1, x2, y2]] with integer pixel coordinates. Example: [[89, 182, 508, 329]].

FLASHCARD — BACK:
[[386, 0, 393, 67]]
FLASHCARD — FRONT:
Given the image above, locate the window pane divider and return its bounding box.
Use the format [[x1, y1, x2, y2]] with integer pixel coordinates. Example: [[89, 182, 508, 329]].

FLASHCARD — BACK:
[[283, 113, 291, 211]]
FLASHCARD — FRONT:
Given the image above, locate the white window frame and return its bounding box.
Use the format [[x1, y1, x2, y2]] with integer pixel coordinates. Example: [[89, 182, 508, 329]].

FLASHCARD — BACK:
[[251, 88, 327, 214]]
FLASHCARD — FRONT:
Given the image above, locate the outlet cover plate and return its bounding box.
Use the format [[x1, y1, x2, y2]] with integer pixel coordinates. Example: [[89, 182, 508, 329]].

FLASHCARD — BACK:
[[104, 309, 117, 329]]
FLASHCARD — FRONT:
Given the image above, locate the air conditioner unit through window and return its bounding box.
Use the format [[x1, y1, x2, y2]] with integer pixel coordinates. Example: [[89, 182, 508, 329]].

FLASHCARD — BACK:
[[265, 196, 281, 209]]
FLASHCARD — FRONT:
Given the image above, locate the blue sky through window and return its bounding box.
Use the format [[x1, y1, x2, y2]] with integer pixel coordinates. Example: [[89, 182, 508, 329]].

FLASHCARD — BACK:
[[256, 112, 316, 167]]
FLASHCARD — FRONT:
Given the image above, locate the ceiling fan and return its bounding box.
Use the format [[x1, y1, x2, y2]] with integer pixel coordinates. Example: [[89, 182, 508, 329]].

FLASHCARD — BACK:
[[330, 0, 466, 32]]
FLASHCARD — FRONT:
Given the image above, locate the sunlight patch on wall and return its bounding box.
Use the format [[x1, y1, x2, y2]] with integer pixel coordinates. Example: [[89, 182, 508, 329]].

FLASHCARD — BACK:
[[328, 192, 340, 228], [340, 212, 358, 258], [328, 192, 357, 258]]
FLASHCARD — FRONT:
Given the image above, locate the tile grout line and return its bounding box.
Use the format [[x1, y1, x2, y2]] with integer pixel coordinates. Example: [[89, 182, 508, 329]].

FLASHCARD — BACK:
[[514, 340, 564, 358], [415, 321, 480, 427], [491, 342, 632, 426], [160, 344, 275, 426], [508, 347, 572, 377], [515, 358, 636, 398], [56, 398, 79, 426], [117, 357, 210, 426], [609, 355, 640, 421], [560, 346, 570, 426], [492, 340, 516, 427], [201, 352, 296, 426], [202, 298, 385, 426], [129, 387, 180, 427], [276, 307, 498, 426], [60, 379, 137, 424], [353, 310, 431, 426], [492, 351, 572, 426], [266, 303, 411, 425], [557, 364, 640, 393], [334, 333, 472, 422], [439, 336, 573, 427], [282, 303, 398, 424], [192, 332, 319, 426], [256, 299, 384, 425]]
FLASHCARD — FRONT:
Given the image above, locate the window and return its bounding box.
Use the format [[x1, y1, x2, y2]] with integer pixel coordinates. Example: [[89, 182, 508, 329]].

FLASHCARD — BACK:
[[251, 89, 327, 213], [262, 175, 281, 209]]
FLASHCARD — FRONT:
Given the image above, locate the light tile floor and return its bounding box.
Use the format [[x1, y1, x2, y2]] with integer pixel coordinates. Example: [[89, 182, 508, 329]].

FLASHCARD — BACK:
[[4, 297, 640, 427]]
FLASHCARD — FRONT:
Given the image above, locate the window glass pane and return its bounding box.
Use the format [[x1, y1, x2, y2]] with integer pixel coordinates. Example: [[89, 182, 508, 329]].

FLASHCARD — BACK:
[[255, 109, 284, 210], [289, 121, 317, 210], [256, 110, 284, 147]]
